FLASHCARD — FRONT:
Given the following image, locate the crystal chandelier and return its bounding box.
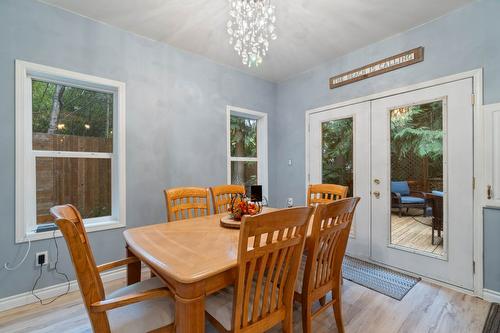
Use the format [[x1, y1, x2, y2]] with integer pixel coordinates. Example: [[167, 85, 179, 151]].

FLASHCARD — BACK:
[[227, 0, 277, 67]]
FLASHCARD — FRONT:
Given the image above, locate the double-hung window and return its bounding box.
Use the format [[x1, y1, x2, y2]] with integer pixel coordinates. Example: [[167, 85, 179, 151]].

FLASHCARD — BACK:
[[227, 106, 268, 198], [16, 61, 126, 242]]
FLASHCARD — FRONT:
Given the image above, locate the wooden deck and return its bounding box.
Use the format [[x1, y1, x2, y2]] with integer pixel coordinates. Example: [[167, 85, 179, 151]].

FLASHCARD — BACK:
[[391, 210, 444, 256], [0, 271, 489, 333]]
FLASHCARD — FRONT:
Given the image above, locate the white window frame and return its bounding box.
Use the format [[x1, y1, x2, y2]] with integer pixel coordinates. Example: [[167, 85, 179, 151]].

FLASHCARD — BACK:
[[226, 105, 268, 200], [15, 60, 126, 243]]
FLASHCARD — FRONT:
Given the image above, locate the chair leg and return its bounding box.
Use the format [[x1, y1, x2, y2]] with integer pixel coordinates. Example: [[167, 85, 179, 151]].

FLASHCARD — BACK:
[[301, 299, 313, 333], [332, 283, 345, 333], [399, 207, 402, 217], [319, 295, 326, 306], [282, 307, 294, 333]]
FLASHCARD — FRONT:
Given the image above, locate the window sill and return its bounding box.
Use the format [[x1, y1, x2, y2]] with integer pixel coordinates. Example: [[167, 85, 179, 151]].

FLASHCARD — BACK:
[[18, 220, 126, 243]]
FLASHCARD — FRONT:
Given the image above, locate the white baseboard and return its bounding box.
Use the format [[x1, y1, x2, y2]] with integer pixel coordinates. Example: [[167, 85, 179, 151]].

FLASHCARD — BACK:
[[483, 289, 500, 303], [0, 266, 149, 313]]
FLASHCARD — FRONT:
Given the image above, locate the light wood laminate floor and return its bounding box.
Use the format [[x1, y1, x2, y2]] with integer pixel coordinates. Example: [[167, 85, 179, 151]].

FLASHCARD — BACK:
[[0, 272, 489, 333]]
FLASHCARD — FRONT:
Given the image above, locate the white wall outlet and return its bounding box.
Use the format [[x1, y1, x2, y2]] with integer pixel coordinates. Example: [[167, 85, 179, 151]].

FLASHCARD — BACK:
[[287, 159, 293, 166], [287, 197, 293, 207], [35, 251, 48, 266]]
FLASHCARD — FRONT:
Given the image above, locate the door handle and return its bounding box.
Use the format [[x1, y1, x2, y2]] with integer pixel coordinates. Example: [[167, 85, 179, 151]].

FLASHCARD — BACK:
[[487, 185, 492, 200], [373, 191, 380, 199], [373, 179, 381, 184]]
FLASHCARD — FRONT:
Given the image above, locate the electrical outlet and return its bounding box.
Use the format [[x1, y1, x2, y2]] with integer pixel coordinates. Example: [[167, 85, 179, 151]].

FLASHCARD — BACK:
[[287, 197, 293, 207], [36, 251, 48, 266]]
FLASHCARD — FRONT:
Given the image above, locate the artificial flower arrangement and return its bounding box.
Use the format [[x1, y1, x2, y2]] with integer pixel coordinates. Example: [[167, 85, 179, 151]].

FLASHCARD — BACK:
[[229, 193, 262, 221]]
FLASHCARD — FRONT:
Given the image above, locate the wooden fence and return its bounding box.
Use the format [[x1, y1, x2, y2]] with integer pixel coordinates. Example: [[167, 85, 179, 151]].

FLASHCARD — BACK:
[[34, 133, 112, 224]]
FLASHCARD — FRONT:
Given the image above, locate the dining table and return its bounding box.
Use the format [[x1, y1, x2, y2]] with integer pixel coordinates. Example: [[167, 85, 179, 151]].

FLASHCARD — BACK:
[[123, 207, 311, 333]]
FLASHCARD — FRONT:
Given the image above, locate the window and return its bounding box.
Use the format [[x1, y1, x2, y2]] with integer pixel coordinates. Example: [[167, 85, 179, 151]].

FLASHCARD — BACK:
[[16, 60, 126, 242], [227, 106, 268, 198]]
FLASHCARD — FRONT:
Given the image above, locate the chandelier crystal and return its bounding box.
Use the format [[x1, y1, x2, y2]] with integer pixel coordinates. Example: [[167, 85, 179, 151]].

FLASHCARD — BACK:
[[227, 0, 277, 67]]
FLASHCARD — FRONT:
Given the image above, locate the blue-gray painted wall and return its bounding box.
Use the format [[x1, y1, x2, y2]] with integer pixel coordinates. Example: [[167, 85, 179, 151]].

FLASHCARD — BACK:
[[0, 0, 275, 298], [1, 0, 499, 300], [270, 0, 500, 292]]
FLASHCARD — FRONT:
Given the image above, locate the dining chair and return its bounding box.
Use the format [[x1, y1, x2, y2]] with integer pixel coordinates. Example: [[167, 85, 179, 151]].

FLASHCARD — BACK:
[[210, 184, 245, 214], [205, 207, 314, 333], [294, 197, 360, 333], [50, 204, 175, 333], [164, 186, 211, 222], [307, 184, 349, 206]]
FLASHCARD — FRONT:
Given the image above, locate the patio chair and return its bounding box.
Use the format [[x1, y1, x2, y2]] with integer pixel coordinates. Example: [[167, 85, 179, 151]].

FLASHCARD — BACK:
[[391, 181, 427, 217], [425, 191, 444, 245]]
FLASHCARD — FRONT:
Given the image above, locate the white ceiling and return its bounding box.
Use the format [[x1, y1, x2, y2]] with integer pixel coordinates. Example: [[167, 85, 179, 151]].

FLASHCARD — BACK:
[[41, 0, 474, 82]]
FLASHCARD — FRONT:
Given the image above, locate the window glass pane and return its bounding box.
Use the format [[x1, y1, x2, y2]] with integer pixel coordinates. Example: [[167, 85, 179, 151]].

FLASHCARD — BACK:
[[35, 157, 112, 224], [32, 79, 113, 153], [390, 100, 444, 256], [230, 115, 257, 157], [231, 161, 257, 186], [321, 117, 354, 196]]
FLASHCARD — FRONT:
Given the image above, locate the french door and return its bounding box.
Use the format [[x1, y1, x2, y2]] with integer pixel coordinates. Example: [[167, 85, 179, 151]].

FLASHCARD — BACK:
[[308, 102, 371, 258], [308, 78, 474, 290]]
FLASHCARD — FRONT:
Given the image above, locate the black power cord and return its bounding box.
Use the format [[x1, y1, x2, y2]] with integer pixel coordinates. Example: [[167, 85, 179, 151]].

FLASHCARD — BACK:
[[31, 230, 70, 305]]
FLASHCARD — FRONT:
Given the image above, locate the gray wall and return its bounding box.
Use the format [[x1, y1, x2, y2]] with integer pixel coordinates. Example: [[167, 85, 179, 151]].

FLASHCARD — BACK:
[[484, 208, 500, 292], [0, 0, 275, 298], [270, 0, 500, 291]]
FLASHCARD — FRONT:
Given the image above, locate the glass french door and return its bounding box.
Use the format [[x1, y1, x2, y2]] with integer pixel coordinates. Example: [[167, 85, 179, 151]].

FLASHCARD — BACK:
[[371, 78, 474, 290], [308, 102, 371, 258], [308, 79, 474, 290]]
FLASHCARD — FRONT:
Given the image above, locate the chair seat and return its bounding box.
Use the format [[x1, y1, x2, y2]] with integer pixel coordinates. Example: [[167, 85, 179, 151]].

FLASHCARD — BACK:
[[205, 282, 280, 331], [205, 285, 235, 331], [107, 277, 175, 333], [400, 196, 425, 204]]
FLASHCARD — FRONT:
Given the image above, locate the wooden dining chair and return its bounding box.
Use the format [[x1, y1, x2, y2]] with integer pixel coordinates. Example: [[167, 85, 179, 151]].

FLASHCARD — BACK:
[[205, 207, 314, 333], [307, 184, 349, 206], [164, 186, 211, 222], [50, 204, 175, 333], [294, 197, 360, 333], [210, 184, 245, 214]]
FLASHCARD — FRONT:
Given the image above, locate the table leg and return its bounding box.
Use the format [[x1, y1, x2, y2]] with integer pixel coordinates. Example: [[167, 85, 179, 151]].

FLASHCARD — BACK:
[[126, 247, 141, 285], [175, 293, 205, 333]]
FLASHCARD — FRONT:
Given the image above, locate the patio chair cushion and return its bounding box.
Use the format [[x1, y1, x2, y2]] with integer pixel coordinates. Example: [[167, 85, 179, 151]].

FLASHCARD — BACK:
[[432, 190, 444, 197], [400, 196, 425, 204], [391, 181, 410, 196]]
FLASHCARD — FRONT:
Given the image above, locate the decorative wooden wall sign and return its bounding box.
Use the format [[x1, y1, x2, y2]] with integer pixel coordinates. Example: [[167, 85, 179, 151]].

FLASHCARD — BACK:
[[329, 47, 424, 89]]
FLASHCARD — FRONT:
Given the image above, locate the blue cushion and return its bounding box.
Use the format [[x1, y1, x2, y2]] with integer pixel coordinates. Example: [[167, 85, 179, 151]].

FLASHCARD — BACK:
[[432, 190, 444, 197], [391, 181, 410, 196], [400, 196, 425, 204]]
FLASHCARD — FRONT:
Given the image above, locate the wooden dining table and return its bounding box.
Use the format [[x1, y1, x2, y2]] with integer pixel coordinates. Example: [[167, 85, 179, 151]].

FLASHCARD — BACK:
[[123, 208, 309, 333]]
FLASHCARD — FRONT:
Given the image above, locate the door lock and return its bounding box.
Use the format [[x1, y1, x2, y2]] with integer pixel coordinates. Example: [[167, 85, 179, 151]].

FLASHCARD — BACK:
[[373, 191, 381, 199], [373, 179, 381, 184]]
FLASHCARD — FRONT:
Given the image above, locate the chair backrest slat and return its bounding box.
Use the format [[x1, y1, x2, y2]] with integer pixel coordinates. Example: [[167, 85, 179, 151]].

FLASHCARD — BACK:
[[164, 187, 210, 222], [232, 207, 313, 332], [303, 198, 360, 295], [307, 184, 349, 206], [210, 184, 245, 214]]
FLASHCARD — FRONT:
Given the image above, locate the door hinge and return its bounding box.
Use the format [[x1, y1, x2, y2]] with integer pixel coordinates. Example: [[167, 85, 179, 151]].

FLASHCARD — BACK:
[[307, 173, 310, 182], [473, 261, 476, 274], [473, 177, 476, 190], [471, 93, 475, 106]]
